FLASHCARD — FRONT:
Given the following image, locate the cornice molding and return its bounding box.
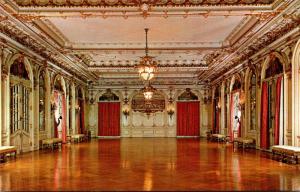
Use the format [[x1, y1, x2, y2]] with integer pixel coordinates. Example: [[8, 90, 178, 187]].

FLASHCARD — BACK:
[[11, 0, 276, 8]]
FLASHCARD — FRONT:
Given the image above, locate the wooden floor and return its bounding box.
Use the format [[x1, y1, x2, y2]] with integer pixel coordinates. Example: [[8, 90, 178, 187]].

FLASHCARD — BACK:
[[1, 138, 300, 191]]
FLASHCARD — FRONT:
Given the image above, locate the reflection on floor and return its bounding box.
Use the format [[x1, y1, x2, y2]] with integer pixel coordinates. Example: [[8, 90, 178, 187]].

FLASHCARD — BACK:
[[0, 138, 300, 191]]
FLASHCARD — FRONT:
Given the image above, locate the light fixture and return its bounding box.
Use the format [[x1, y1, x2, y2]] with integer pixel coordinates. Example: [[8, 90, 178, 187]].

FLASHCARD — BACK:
[[239, 91, 245, 106], [217, 99, 221, 109], [143, 84, 156, 100], [122, 104, 130, 119], [137, 28, 157, 81], [50, 95, 57, 111], [75, 104, 80, 113], [122, 88, 130, 119], [167, 105, 175, 119]]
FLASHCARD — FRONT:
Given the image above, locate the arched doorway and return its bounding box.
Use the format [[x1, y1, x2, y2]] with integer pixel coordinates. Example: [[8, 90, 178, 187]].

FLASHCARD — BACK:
[[261, 55, 284, 149], [9, 57, 33, 153], [177, 88, 200, 136], [98, 89, 120, 137], [229, 76, 242, 141], [53, 76, 67, 143]]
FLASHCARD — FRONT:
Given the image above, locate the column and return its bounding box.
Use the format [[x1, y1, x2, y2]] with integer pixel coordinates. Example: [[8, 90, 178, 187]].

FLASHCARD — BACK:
[[0, 48, 2, 146], [284, 72, 292, 145], [33, 75, 39, 150], [71, 83, 76, 135]]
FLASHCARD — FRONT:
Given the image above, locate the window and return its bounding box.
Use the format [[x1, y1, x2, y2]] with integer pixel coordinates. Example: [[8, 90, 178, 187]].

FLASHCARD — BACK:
[[10, 84, 30, 134], [10, 59, 31, 135]]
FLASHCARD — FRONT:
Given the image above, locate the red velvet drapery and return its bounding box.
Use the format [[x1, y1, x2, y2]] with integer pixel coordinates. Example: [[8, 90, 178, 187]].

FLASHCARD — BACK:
[[177, 101, 200, 136], [274, 76, 282, 145], [229, 94, 234, 141], [61, 94, 67, 143], [54, 91, 59, 138], [98, 102, 120, 136], [260, 82, 269, 149]]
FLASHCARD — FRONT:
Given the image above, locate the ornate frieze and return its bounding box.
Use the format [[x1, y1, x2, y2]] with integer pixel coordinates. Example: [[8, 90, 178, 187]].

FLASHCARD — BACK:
[[13, 0, 275, 7]]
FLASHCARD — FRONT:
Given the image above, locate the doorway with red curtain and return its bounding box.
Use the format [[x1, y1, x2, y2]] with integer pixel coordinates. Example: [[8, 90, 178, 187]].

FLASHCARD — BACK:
[[260, 76, 283, 149], [98, 102, 120, 136], [177, 101, 200, 136]]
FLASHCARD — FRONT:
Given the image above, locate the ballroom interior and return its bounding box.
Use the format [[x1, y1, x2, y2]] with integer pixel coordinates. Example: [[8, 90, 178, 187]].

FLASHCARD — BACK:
[[1, 0, 300, 191]]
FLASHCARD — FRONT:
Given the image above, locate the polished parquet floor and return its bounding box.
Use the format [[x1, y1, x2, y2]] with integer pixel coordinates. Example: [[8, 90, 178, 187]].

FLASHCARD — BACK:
[[1, 138, 300, 191]]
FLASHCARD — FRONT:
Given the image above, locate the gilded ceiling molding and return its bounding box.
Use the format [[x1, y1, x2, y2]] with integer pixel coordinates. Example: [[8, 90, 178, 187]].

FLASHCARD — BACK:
[[12, 0, 276, 8], [204, 13, 300, 82], [0, 19, 93, 82]]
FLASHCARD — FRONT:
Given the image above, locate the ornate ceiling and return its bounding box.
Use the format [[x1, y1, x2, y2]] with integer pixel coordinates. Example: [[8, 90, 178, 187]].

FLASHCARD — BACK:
[[0, 0, 300, 87]]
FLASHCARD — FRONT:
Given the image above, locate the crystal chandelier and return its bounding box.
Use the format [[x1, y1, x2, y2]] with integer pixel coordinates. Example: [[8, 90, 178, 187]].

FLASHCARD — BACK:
[[137, 28, 157, 81], [143, 84, 156, 100]]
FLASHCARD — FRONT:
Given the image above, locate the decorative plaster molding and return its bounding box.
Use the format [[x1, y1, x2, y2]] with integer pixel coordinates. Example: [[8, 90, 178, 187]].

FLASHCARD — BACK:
[[12, 0, 276, 8]]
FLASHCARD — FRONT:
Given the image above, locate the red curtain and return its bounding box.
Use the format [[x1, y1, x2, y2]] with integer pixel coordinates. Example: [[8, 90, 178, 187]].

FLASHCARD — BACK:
[[98, 102, 120, 136], [229, 94, 234, 141], [54, 91, 59, 138], [61, 94, 67, 143], [177, 101, 200, 136], [238, 118, 242, 138], [260, 82, 269, 149], [274, 76, 282, 145]]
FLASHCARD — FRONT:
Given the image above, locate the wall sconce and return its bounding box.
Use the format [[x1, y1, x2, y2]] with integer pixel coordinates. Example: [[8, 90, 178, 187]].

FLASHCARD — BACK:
[[203, 88, 212, 104], [50, 100, 57, 111], [75, 104, 80, 113], [123, 109, 130, 119], [217, 100, 221, 109], [89, 97, 95, 105], [239, 91, 245, 110], [167, 104, 175, 119], [122, 104, 130, 119], [167, 109, 175, 119]]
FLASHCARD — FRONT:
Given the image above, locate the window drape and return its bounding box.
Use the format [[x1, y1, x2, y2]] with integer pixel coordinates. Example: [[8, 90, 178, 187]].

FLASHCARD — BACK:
[[260, 82, 269, 149], [229, 94, 234, 141], [54, 91, 59, 138]]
